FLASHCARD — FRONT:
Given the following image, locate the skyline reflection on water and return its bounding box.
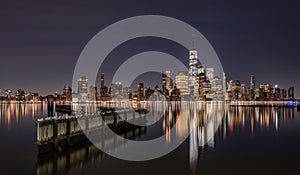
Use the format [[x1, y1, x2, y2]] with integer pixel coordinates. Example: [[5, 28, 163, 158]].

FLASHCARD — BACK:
[[0, 102, 299, 175]]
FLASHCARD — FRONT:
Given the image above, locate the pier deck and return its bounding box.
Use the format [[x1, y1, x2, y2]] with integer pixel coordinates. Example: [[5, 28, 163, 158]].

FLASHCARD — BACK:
[[36, 108, 147, 153]]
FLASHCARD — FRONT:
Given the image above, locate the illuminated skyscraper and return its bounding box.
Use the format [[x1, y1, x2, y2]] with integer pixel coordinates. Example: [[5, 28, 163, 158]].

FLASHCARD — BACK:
[[197, 64, 206, 100], [89, 86, 97, 101], [138, 81, 144, 101], [282, 89, 287, 99], [175, 71, 189, 99], [162, 70, 173, 98], [211, 76, 224, 101], [259, 84, 272, 100], [206, 68, 214, 82], [78, 76, 88, 94], [188, 49, 199, 99], [274, 85, 281, 99], [122, 87, 131, 99], [189, 49, 198, 76], [111, 82, 123, 98], [62, 83, 72, 101], [288, 86, 295, 99], [165, 70, 171, 90], [77, 76, 88, 101], [100, 73, 105, 88], [100, 73, 108, 97], [162, 72, 166, 90], [250, 75, 255, 100], [223, 72, 227, 100]]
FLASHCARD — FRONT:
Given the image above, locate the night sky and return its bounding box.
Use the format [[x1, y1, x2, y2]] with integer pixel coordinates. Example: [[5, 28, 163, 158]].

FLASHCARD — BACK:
[[0, 0, 299, 97]]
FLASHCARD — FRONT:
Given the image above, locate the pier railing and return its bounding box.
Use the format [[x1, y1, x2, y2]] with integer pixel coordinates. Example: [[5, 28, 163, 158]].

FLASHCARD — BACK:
[[36, 108, 147, 153]]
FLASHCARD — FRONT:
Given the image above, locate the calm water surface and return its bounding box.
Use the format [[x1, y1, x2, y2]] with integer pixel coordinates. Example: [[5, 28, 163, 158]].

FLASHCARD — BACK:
[[0, 102, 300, 175]]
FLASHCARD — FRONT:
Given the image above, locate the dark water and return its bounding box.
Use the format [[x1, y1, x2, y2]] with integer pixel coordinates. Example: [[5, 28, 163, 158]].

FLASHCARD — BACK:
[[0, 102, 300, 175]]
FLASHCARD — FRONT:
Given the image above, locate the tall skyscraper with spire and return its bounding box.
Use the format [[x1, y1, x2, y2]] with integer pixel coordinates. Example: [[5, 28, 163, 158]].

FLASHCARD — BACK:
[[188, 49, 198, 76], [188, 47, 199, 100]]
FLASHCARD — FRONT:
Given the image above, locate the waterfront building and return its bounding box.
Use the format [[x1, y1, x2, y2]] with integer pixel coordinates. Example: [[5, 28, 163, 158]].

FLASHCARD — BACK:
[[88, 86, 97, 101], [288, 86, 295, 99], [162, 70, 172, 97], [188, 49, 198, 76], [100, 73, 104, 88], [197, 66, 207, 100], [223, 72, 227, 100], [241, 84, 249, 101], [175, 71, 189, 100], [188, 76, 196, 100], [259, 84, 273, 100], [196, 64, 213, 101], [211, 76, 224, 101], [250, 75, 255, 100], [15, 89, 25, 101], [170, 87, 181, 101], [274, 85, 281, 100], [77, 76, 88, 102], [62, 83, 72, 96], [196, 64, 205, 100], [162, 71, 166, 90], [206, 68, 214, 82], [78, 77, 88, 94], [61, 83, 72, 101], [188, 49, 199, 100], [165, 70, 171, 91], [282, 89, 287, 99], [4, 88, 13, 100], [138, 81, 145, 101], [99, 73, 109, 98], [145, 87, 154, 100], [201, 79, 213, 100], [24, 92, 40, 102], [122, 87, 131, 99], [254, 89, 260, 100], [111, 82, 123, 99], [226, 80, 244, 101]]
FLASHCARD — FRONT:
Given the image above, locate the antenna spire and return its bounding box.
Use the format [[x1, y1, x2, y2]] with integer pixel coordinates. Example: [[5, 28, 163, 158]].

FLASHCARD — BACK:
[[192, 33, 195, 49]]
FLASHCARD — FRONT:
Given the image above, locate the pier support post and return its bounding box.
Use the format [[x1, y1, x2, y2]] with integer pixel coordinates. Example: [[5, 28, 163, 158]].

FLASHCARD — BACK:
[[53, 120, 57, 151], [124, 111, 128, 138], [47, 101, 54, 117], [67, 119, 70, 146], [113, 112, 117, 130]]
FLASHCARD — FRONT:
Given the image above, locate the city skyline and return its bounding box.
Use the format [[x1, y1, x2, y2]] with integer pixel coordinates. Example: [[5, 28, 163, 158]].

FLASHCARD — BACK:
[[0, 46, 298, 99], [0, 67, 298, 101]]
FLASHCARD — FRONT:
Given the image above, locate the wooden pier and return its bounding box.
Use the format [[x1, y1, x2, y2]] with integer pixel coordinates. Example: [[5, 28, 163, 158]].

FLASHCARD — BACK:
[[36, 108, 148, 154]]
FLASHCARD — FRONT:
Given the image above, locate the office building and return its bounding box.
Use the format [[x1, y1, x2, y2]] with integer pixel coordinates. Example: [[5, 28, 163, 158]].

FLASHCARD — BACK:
[[138, 81, 144, 101], [77, 76, 88, 101], [250, 75, 255, 100], [111, 82, 123, 99], [175, 71, 189, 99], [206, 68, 214, 82], [99, 73, 109, 98], [288, 86, 295, 99], [282, 89, 287, 99], [211, 76, 224, 101]]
